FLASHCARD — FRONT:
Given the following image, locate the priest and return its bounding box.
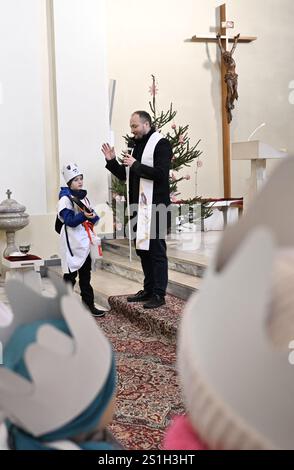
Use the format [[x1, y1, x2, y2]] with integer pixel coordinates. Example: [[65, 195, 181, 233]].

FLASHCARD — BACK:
[[101, 111, 172, 309]]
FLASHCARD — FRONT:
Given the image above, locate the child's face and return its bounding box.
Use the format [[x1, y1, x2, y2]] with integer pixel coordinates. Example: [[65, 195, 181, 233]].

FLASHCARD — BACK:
[[70, 175, 83, 190]]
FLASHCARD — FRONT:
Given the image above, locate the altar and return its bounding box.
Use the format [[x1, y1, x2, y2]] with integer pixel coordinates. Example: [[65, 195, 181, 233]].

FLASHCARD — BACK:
[[2, 255, 44, 294], [232, 140, 288, 206]]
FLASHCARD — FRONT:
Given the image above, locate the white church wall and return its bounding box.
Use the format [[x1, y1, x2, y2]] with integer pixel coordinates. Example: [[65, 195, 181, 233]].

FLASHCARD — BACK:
[[105, 0, 222, 200], [229, 0, 294, 198], [1, 0, 292, 263], [0, 0, 47, 214], [105, 0, 294, 201], [0, 0, 111, 263], [53, 0, 110, 209]]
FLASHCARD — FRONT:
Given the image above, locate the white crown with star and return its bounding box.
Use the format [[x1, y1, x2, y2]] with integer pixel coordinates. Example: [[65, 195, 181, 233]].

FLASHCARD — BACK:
[[0, 272, 112, 436]]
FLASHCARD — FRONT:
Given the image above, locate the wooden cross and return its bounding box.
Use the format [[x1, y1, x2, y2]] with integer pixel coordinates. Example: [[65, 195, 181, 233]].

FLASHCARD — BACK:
[[187, 3, 257, 198]]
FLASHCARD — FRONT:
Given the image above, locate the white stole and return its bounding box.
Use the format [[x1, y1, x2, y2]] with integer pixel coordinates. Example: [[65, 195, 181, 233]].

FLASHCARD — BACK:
[[136, 132, 163, 250]]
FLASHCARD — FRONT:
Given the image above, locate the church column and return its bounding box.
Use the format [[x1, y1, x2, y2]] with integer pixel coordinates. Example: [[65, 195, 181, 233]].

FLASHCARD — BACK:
[[41, 0, 60, 214]]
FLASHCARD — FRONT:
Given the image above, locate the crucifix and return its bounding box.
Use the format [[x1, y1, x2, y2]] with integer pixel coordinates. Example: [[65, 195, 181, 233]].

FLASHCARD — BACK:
[[187, 3, 257, 198]]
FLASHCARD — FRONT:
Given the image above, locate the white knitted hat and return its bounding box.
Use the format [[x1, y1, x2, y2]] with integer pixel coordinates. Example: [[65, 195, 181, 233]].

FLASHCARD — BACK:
[[62, 163, 82, 185]]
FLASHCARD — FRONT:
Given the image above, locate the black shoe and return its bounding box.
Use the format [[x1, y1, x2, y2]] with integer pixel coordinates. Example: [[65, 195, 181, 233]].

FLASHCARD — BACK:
[[91, 307, 106, 318], [143, 295, 166, 309], [127, 290, 152, 303]]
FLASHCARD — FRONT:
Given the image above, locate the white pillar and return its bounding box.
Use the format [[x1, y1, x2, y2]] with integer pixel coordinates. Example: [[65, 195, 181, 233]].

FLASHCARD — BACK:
[[53, 0, 110, 206]]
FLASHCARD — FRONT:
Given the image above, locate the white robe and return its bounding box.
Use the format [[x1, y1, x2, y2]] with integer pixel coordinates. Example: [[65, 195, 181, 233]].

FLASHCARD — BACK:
[[58, 196, 91, 273], [136, 131, 163, 250]]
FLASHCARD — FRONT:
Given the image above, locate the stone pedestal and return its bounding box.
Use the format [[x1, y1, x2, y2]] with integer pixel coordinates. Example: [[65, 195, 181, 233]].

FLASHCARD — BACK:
[[2, 257, 44, 294], [0, 190, 29, 257]]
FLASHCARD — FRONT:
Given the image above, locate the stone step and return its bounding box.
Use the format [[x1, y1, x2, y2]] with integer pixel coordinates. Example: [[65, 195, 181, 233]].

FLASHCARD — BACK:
[[101, 251, 201, 301], [47, 267, 186, 341], [90, 266, 142, 309], [47, 266, 141, 310], [102, 238, 207, 278], [108, 293, 185, 341]]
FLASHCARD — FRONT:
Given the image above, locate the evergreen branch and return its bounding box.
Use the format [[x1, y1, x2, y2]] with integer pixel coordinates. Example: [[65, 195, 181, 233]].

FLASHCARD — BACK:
[[112, 75, 209, 222]]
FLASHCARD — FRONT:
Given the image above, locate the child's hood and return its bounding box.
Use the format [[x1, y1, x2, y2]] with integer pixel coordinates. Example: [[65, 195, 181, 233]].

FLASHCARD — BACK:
[[59, 187, 71, 200]]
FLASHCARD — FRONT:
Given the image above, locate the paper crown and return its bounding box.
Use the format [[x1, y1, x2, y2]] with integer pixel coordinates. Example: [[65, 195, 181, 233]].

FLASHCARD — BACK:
[[178, 157, 294, 449], [0, 273, 112, 436]]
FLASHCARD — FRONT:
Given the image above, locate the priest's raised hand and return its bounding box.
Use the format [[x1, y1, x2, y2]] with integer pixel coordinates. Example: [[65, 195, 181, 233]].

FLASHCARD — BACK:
[[101, 143, 116, 161]]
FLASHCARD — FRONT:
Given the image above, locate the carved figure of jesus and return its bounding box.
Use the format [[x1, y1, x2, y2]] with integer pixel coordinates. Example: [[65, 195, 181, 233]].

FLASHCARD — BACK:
[[217, 33, 240, 124]]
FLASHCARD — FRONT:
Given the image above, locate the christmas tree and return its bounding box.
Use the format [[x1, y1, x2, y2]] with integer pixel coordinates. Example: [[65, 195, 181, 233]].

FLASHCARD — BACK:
[[111, 75, 212, 233]]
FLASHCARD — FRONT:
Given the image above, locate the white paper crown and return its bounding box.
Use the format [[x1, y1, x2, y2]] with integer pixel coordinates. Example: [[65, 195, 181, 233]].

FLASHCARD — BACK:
[[179, 157, 294, 449], [0, 272, 112, 436]]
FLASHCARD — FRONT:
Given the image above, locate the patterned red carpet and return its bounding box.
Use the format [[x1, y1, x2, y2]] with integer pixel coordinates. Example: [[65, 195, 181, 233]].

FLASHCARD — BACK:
[[97, 295, 186, 450]]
